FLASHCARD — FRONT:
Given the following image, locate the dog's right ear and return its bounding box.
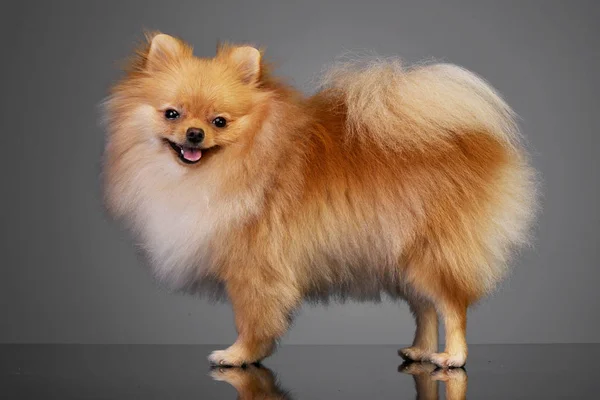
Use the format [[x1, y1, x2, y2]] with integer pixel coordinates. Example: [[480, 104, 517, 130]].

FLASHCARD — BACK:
[[145, 33, 191, 71]]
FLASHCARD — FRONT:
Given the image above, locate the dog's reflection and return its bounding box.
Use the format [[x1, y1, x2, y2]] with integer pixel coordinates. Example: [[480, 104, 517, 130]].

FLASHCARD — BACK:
[[399, 361, 468, 400], [211, 362, 467, 400], [211, 364, 292, 400]]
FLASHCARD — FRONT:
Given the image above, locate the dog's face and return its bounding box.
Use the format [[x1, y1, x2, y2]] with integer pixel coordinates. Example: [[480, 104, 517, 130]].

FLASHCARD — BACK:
[[114, 34, 270, 166]]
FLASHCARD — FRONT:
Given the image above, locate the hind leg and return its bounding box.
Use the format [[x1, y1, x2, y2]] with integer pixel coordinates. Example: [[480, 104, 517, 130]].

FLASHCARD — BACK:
[[428, 298, 468, 368], [399, 298, 438, 361]]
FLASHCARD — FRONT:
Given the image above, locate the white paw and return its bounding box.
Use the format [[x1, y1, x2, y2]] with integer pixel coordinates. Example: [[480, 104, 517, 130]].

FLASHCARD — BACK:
[[398, 346, 433, 362], [208, 349, 246, 367], [428, 352, 466, 369]]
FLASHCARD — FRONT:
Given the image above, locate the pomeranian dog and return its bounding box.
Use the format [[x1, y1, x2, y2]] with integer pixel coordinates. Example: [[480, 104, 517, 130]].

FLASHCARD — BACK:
[[103, 32, 537, 368]]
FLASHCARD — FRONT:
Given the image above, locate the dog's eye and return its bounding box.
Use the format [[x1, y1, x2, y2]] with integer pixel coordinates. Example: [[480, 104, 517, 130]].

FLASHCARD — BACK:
[[164, 109, 180, 120], [212, 117, 227, 128]]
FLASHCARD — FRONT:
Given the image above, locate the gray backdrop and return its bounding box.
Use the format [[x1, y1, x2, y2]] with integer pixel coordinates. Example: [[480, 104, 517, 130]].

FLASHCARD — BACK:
[[1, 0, 598, 345]]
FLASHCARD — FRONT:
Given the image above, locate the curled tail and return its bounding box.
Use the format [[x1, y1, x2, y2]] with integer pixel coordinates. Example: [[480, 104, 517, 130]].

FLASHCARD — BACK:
[[321, 58, 522, 152], [321, 56, 539, 292]]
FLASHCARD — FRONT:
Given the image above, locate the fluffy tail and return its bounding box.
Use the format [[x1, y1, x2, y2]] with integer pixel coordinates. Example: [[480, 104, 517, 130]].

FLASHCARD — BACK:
[[321, 58, 521, 152], [322, 57, 539, 293]]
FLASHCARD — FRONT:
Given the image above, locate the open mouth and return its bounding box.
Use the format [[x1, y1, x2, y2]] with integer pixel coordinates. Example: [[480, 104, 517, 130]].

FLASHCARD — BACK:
[[165, 140, 203, 164]]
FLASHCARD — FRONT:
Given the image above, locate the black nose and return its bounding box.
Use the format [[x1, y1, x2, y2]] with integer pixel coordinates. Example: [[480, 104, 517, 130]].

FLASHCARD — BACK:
[[186, 127, 205, 144]]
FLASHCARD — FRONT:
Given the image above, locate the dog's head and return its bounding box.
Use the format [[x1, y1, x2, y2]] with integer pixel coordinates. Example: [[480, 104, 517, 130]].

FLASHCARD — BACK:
[[107, 33, 272, 166]]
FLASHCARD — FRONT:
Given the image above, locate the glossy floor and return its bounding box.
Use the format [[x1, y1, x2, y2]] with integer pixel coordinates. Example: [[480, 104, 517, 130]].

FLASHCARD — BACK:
[[2, 344, 598, 399]]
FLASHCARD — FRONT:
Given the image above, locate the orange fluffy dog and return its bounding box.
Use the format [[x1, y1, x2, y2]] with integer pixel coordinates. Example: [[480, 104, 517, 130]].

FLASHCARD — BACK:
[[103, 32, 537, 368]]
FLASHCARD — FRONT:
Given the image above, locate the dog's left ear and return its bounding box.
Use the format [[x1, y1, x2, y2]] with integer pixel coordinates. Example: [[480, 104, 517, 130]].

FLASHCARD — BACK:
[[218, 44, 262, 84]]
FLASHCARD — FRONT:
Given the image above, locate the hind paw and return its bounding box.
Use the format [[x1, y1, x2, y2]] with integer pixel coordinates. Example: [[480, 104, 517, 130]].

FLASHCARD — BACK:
[[398, 346, 434, 362], [428, 352, 466, 369]]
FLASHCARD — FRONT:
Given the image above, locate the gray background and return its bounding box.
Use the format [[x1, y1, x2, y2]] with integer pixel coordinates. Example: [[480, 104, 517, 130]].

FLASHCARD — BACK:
[[1, 0, 598, 345]]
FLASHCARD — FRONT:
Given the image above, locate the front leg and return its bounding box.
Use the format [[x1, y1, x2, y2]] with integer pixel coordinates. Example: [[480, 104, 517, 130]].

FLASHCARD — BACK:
[[209, 274, 300, 366]]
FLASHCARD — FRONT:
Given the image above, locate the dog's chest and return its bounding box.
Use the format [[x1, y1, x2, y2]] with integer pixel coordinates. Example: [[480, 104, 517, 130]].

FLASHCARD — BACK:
[[135, 182, 218, 287], [130, 164, 259, 289]]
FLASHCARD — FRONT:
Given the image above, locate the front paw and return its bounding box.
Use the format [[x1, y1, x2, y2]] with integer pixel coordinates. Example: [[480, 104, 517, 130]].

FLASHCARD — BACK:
[[208, 347, 260, 367]]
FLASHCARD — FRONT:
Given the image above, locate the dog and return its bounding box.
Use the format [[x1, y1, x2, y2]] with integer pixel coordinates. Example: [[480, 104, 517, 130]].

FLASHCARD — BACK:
[[103, 32, 537, 368]]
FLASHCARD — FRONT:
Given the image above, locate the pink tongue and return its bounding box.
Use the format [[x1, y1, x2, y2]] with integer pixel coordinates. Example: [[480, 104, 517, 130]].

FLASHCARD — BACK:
[[182, 148, 202, 162]]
